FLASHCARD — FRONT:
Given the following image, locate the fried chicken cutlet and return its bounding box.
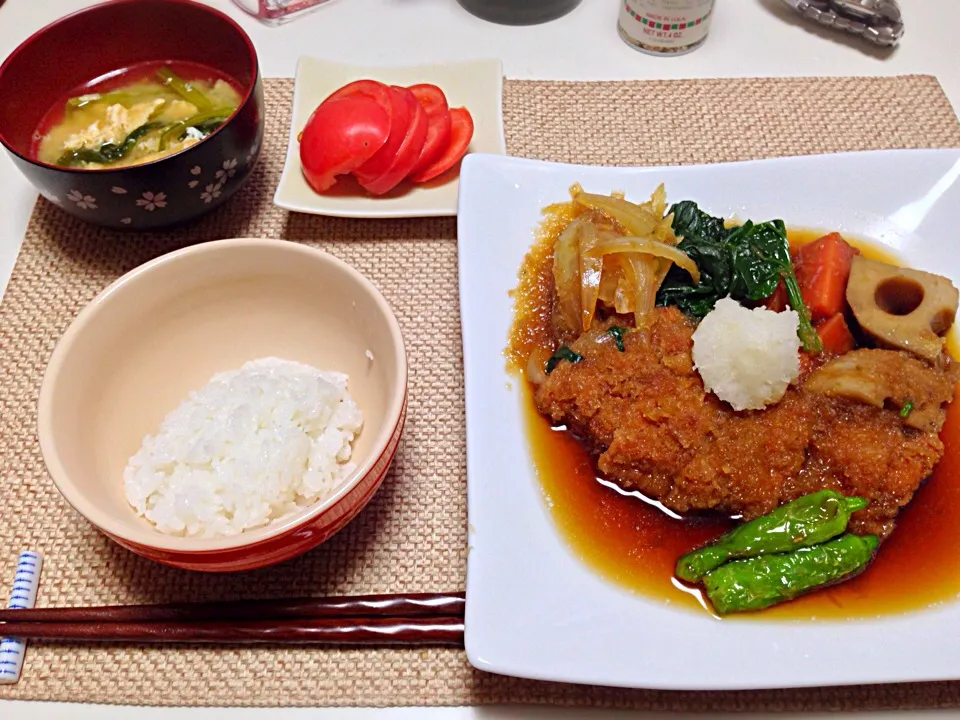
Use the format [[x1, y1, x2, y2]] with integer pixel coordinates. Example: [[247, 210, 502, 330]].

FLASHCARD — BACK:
[[534, 306, 957, 538]]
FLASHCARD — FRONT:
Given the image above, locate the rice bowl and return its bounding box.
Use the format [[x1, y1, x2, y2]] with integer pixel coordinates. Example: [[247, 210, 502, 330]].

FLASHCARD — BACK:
[[38, 238, 407, 571]]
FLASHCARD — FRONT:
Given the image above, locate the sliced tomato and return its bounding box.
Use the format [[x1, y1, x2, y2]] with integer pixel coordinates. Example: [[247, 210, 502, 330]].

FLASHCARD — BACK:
[[325, 79, 391, 106], [408, 106, 473, 183], [356, 86, 428, 195], [298, 95, 390, 193], [408, 84, 452, 179], [407, 83, 447, 108], [352, 85, 413, 182]]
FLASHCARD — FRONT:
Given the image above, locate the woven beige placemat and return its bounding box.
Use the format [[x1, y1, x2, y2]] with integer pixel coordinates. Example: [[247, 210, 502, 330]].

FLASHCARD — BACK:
[[1, 75, 959, 709]]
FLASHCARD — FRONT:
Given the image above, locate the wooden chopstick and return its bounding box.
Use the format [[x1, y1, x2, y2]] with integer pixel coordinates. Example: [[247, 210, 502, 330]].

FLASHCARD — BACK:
[[0, 591, 464, 624], [0, 592, 466, 647], [0, 616, 465, 646]]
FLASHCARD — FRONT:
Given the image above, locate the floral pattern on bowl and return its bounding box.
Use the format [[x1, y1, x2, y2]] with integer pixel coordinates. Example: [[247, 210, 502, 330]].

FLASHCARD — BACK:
[[21, 92, 264, 232]]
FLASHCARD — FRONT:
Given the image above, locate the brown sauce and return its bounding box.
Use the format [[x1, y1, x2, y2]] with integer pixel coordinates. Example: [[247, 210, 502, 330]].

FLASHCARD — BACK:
[[512, 225, 960, 619]]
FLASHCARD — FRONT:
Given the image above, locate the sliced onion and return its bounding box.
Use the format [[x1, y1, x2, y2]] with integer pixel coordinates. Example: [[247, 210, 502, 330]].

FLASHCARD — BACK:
[[586, 235, 701, 285], [648, 184, 679, 246], [652, 255, 673, 289], [526, 346, 552, 386], [653, 218, 679, 246], [578, 220, 603, 331], [552, 217, 583, 336], [625, 254, 661, 320], [598, 254, 623, 306], [649, 183, 667, 218], [572, 192, 660, 237], [614, 254, 639, 314], [549, 184, 690, 335]]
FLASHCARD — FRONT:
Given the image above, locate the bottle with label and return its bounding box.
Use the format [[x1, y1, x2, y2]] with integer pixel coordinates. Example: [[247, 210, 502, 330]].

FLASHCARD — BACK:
[[618, 0, 716, 55], [458, 0, 583, 26]]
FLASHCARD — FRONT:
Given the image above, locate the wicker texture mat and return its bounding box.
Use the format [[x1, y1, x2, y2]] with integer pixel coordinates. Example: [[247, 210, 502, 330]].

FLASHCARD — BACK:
[[1, 75, 959, 708]]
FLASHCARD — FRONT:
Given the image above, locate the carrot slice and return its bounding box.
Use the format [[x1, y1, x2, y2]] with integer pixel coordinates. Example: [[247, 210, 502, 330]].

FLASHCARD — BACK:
[[794, 232, 857, 322], [762, 281, 788, 313], [815, 313, 856, 356]]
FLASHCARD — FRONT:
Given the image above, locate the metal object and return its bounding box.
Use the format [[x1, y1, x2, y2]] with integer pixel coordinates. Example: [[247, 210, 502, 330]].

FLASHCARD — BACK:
[[780, 0, 903, 47]]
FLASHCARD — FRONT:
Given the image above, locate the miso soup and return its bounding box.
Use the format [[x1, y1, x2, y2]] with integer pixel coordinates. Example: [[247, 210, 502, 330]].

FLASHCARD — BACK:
[[35, 61, 242, 169]]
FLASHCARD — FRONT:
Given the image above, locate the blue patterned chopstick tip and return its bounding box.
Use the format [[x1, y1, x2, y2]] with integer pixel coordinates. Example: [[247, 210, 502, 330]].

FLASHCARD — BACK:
[[0, 550, 43, 685]]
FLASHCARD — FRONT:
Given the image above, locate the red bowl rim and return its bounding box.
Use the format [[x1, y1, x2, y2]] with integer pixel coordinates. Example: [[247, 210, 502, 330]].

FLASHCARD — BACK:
[[0, 0, 260, 174], [112, 393, 407, 568]]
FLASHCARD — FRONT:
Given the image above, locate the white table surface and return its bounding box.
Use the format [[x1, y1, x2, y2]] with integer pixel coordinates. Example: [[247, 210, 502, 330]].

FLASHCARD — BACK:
[[2, 0, 960, 717]]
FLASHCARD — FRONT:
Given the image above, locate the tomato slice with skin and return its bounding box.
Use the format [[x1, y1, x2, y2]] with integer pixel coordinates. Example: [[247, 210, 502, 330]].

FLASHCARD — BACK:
[[407, 83, 447, 109], [298, 95, 390, 193], [409, 106, 474, 183], [353, 85, 413, 182], [325, 79, 411, 183], [356, 86, 428, 195], [408, 84, 452, 178], [325, 79, 391, 107]]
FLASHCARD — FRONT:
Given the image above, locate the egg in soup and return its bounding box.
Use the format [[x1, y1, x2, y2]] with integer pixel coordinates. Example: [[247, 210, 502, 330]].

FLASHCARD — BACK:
[[36, 65, 241, 169]]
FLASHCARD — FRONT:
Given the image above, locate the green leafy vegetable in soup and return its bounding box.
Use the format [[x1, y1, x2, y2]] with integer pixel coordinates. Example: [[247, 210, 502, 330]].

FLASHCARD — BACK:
[[656, 201, 822, 352], [55, 122, 165, 167], [38, 67, 241, 169]]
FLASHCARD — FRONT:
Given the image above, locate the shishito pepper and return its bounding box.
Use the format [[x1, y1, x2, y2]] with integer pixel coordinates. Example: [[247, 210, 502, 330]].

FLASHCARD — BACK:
[[702, 533, 879, 614], [675, 489, 868, 583]]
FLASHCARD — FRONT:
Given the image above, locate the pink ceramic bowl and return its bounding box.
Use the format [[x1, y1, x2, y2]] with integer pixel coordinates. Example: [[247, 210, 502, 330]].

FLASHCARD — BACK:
[[38, 239, 407, 572]]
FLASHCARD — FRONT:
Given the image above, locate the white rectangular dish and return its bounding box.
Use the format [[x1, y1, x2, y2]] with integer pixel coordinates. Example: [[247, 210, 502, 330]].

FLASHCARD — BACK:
[[457, 149, 960, 691], [274, 57, 506, 218]]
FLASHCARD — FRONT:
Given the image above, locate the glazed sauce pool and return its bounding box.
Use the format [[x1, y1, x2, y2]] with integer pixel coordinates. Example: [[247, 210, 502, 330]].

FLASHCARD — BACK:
[[517, 228, 960, 619], [30, 59, 242, 159]]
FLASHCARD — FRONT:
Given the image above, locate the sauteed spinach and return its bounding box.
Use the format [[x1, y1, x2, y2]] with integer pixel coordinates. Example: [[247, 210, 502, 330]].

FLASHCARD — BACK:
[[656, 201, 821, 352]]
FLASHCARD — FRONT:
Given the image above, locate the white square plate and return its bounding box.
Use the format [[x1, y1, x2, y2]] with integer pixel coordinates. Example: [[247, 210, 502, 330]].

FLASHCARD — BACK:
[[457, 149, 960, 691], [274, 57, 506, 218]]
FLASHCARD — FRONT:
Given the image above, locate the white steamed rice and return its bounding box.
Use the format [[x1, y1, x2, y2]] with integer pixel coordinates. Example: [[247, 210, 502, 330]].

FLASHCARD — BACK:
[[123, 357, 363, 538], [692, 296, 801, 412]]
